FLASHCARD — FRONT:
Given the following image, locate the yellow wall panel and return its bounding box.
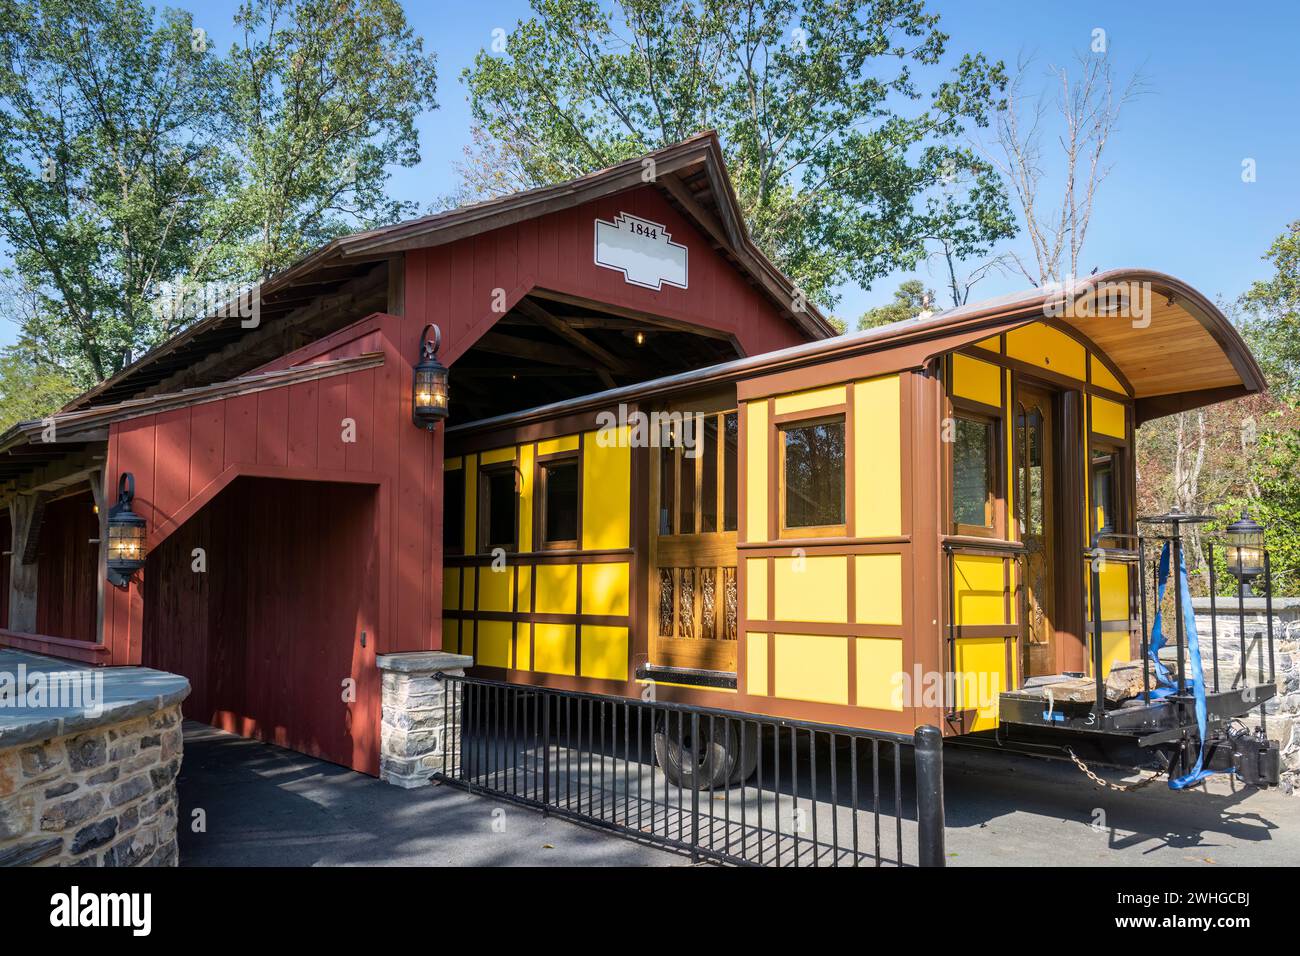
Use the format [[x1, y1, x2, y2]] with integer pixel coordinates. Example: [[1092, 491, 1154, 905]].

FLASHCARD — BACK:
[[856, 638, 904, 711], [534, 563, 577, 615], [476, 620, 513, 669], [975, 335, 1001, 352], [952, 353, 1002, 407], [1100, 630, 1131, 676], [537, 434, 580, 457], [1006, 322, 1086, 381], [481, 445, 516, 465], [1099, 563, 1129, 621], [580, 625, 628, 681], [463, 455, 477, 554], [582, 429, 630, 550], [774, 555, 848, 623], [773, 633, 849, 705], [477, 566, 514, 612], [745, 401, 769, 542], [1090, 354, 1126, 394], [534, 623, 576, 676], [954, 554, 1006, 626], [855, 554, 903, 625], [773, 384, 847, 415], [581, 562, 629, 617], [444, 456, 462, 471], [745, 558, 768, 620], [854, 375, 902, 538], [1091, 395, 1127, 440], [442, 567, 461, 611], [746, 633, 769, 696], [955, 636, 1006, 732], [518, 443, 535, 552]]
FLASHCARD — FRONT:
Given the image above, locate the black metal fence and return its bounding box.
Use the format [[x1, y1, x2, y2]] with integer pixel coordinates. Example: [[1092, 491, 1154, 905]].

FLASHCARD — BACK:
[[429, 674, 945, 867]]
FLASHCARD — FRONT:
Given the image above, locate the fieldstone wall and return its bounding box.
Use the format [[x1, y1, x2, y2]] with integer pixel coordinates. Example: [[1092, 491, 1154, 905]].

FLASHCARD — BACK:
[[1188, 597, 1300, 794], [377, 650, 472, 788], [0, 703, 184, 866]]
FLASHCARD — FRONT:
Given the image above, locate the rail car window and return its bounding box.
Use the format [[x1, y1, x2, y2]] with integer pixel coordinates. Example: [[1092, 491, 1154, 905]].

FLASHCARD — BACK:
[[781, 416, 846, 530], [1091, 449, 1116, 536], [658, 411, 738, 536], [953, 415, 995, 532], [443, 468, 465, 554], [540, 456, 579, 548], [480, 464, 518, 552]]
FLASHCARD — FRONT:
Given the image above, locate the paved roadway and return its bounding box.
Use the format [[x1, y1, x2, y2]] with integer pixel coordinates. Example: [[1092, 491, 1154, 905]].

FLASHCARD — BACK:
[[177, 721, 1300, 867]]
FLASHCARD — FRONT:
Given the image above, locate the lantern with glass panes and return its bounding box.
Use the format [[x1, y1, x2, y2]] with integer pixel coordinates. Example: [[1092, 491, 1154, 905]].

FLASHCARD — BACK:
[[106, 473, 147, 588], [412, 323, 449, 429], [1224, 511, 1266, 596]]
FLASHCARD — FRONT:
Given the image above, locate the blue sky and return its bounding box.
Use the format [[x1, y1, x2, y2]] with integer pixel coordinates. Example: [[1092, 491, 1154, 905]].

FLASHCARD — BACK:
[[3, 0, 1297, 346]]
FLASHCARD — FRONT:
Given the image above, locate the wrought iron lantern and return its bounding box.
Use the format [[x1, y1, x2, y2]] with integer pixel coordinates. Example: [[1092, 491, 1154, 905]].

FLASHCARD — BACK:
[[106, 473, 147, 588], [1224, 510, 1266, 595], [412, 323, 449, 430]]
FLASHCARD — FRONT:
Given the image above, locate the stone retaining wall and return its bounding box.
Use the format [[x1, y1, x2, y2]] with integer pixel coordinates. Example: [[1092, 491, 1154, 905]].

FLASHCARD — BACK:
[[0, 703, 184, 866]]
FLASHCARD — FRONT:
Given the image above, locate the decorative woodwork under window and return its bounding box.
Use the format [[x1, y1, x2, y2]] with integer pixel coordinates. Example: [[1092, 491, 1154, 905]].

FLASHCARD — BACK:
[[652, 409, 739, 673]]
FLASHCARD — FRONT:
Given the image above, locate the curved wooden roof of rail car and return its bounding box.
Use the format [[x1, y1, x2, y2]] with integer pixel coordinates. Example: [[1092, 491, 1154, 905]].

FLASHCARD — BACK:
[[446, 269, 1265, 437]]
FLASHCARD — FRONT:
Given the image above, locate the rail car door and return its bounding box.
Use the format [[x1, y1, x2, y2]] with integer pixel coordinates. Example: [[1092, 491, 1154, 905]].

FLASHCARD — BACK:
[[1016, 385, 1057, 677], [649, 406, 739, 674]]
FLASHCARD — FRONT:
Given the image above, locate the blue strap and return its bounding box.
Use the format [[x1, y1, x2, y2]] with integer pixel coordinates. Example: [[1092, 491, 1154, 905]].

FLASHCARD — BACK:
[[1149, 541, 1223, 790], [1145, 542, 1177, 699]]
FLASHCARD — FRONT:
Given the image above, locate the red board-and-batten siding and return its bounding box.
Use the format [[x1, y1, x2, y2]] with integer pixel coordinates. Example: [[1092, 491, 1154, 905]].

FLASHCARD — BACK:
[[103, 184, 807, 665]]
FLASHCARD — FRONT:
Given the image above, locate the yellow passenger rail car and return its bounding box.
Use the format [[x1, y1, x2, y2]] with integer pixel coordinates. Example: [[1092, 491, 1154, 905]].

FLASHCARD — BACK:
[[442, 271, 1278, 789]]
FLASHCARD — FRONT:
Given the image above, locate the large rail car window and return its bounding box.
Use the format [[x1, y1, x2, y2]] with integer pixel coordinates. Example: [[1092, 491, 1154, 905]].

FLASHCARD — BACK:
[[479, 464, 518, 552], [539, 454, 579, 549], [952, 414, 996, 534], [658, 411, 738, 536], [443, 467, 465, 554], [780, 415, 846, 533]]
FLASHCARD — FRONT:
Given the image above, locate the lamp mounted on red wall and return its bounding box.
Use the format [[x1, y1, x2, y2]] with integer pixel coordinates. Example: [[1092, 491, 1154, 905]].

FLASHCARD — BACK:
[[106, 472, 147, 589], [412, 323, 449, 430]]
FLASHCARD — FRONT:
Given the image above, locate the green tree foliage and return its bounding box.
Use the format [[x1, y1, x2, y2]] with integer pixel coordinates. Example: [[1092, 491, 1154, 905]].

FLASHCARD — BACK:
[[0, 0, 226, 382], [217, 0, 439, 279], [1242, 219, 1300, 397], [462, 0, 1014, 308], [0, 346, 79, 431], [0, 0, 438, 385], [857, 278, 933, 329], [1235, 219, 1300, 592]]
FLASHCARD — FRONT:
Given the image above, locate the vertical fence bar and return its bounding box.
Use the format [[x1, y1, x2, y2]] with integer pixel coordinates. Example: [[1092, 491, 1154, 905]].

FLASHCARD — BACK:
[[1265, 550, 1276, 684], [1209, 543, 1220, 693], [1236, 548, 1248, 690], [1173, 530, 1186, 693], [914, 726, 946, 868], [1089, 543, 1106, 714], [1139, 540, 1151, 704]]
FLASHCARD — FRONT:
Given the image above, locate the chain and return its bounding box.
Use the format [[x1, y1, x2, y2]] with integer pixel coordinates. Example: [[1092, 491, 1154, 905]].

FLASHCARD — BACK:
[[1065, 746, 1164, 792]]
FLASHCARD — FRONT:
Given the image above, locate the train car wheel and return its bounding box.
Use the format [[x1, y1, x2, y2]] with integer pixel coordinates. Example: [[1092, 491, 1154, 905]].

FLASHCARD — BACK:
[[653, 714, 733, 789]]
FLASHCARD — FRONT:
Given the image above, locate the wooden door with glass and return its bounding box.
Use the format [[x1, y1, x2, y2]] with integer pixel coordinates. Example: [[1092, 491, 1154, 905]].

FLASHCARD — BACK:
[[1015, 384, 1057, 678], [650, 406, 739, 673]]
